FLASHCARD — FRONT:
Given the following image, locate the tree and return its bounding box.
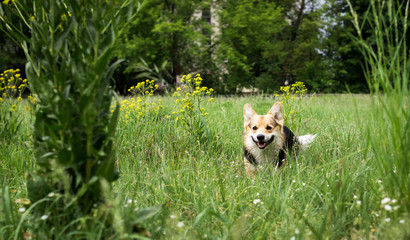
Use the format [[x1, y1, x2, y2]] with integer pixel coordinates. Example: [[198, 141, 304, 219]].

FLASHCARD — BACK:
[[215, 0, 287, 92], [320, 0, 409, 93], [115, 0, 213, 91], [320, 0, 368, 93], [215, 0, 325, 93], [277, 0, 325, 89]]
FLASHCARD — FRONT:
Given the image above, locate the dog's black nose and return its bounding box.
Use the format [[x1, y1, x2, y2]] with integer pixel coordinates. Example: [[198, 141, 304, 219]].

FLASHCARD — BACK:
[[257, 134, 265, 141]]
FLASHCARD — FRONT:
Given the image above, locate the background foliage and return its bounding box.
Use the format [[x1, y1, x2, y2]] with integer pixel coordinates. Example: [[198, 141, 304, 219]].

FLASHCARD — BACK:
[[3, 0, 408, 94], [93, 0, 409, 94]]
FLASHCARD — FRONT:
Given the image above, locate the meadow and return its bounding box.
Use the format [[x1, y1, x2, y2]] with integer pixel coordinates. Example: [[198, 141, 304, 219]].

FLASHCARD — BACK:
[[1, 91, 408, 239], [1, 1, 408, 239]]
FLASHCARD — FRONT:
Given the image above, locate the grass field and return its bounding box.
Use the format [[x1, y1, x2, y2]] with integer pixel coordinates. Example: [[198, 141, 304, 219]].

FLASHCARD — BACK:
[[1, 94, 408, 239]]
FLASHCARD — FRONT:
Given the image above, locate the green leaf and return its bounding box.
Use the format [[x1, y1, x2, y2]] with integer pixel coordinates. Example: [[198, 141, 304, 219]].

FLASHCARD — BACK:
[[133, 206, 161, 223], [193, 208, 229, 227], [54, 17, 73, 52]]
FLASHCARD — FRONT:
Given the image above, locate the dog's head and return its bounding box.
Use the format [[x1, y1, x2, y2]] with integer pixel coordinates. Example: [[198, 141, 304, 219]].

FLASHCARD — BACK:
[[243, 102, 283, 149]]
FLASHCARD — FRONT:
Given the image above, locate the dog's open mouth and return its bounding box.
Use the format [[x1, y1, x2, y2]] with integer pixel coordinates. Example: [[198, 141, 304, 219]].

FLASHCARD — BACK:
[[252, 136, 274, 149], [256, 142, 268, 149]]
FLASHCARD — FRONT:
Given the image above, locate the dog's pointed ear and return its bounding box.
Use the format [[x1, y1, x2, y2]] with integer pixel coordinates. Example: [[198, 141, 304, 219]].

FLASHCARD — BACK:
[[268, 102, 283, 123], [244, 104, 256, 124]]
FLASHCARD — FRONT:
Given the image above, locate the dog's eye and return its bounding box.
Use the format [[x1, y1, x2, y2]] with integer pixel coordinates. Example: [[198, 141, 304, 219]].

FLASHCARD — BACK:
[[252, 126, 257, 131], [266, 125, 272, 130]]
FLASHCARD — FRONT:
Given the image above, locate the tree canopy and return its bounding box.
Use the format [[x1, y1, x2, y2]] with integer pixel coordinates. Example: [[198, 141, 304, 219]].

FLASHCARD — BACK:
[[3, 0, 405, 94]]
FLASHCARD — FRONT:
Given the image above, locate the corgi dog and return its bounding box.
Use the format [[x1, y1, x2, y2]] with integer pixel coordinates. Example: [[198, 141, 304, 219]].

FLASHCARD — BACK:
[[243, 102, 316, 177]]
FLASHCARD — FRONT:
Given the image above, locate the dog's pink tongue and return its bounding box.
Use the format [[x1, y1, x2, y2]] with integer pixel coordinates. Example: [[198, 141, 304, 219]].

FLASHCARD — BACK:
[[257, 142, 266, 148]]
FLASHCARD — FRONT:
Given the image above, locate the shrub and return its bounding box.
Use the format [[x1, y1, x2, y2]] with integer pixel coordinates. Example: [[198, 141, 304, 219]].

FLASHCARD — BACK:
[[0, 0, 152, 237]]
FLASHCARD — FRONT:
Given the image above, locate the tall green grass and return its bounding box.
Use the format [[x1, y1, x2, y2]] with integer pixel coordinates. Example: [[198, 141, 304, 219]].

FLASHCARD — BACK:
[[1, 94, 409, 239], [348, 0, 409, 210]]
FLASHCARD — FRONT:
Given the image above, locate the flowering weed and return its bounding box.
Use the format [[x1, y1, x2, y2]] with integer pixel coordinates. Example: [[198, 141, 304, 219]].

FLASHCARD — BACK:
[[172, 74, 214, 144], [0, 69, 29, 143], [0, 69, 27, 102], [275, 81, 311, 129], [118, 80, 162, 123]]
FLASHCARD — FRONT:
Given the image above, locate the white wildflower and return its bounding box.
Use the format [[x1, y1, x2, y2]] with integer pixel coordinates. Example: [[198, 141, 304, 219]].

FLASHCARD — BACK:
[[384, 204, 392, 211], [40, 215, 49, 220], [381, 197, 391, 205], [177, 221, 184, 228], [253, 199, 261, 204], [170, 214, 176, 219], [18, 207, 26, 213], [385, 218, 391, 222]]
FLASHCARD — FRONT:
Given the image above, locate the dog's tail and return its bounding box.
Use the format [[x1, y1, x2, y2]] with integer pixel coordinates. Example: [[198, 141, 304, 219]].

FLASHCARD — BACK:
[[297, 134, 316, 150]]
